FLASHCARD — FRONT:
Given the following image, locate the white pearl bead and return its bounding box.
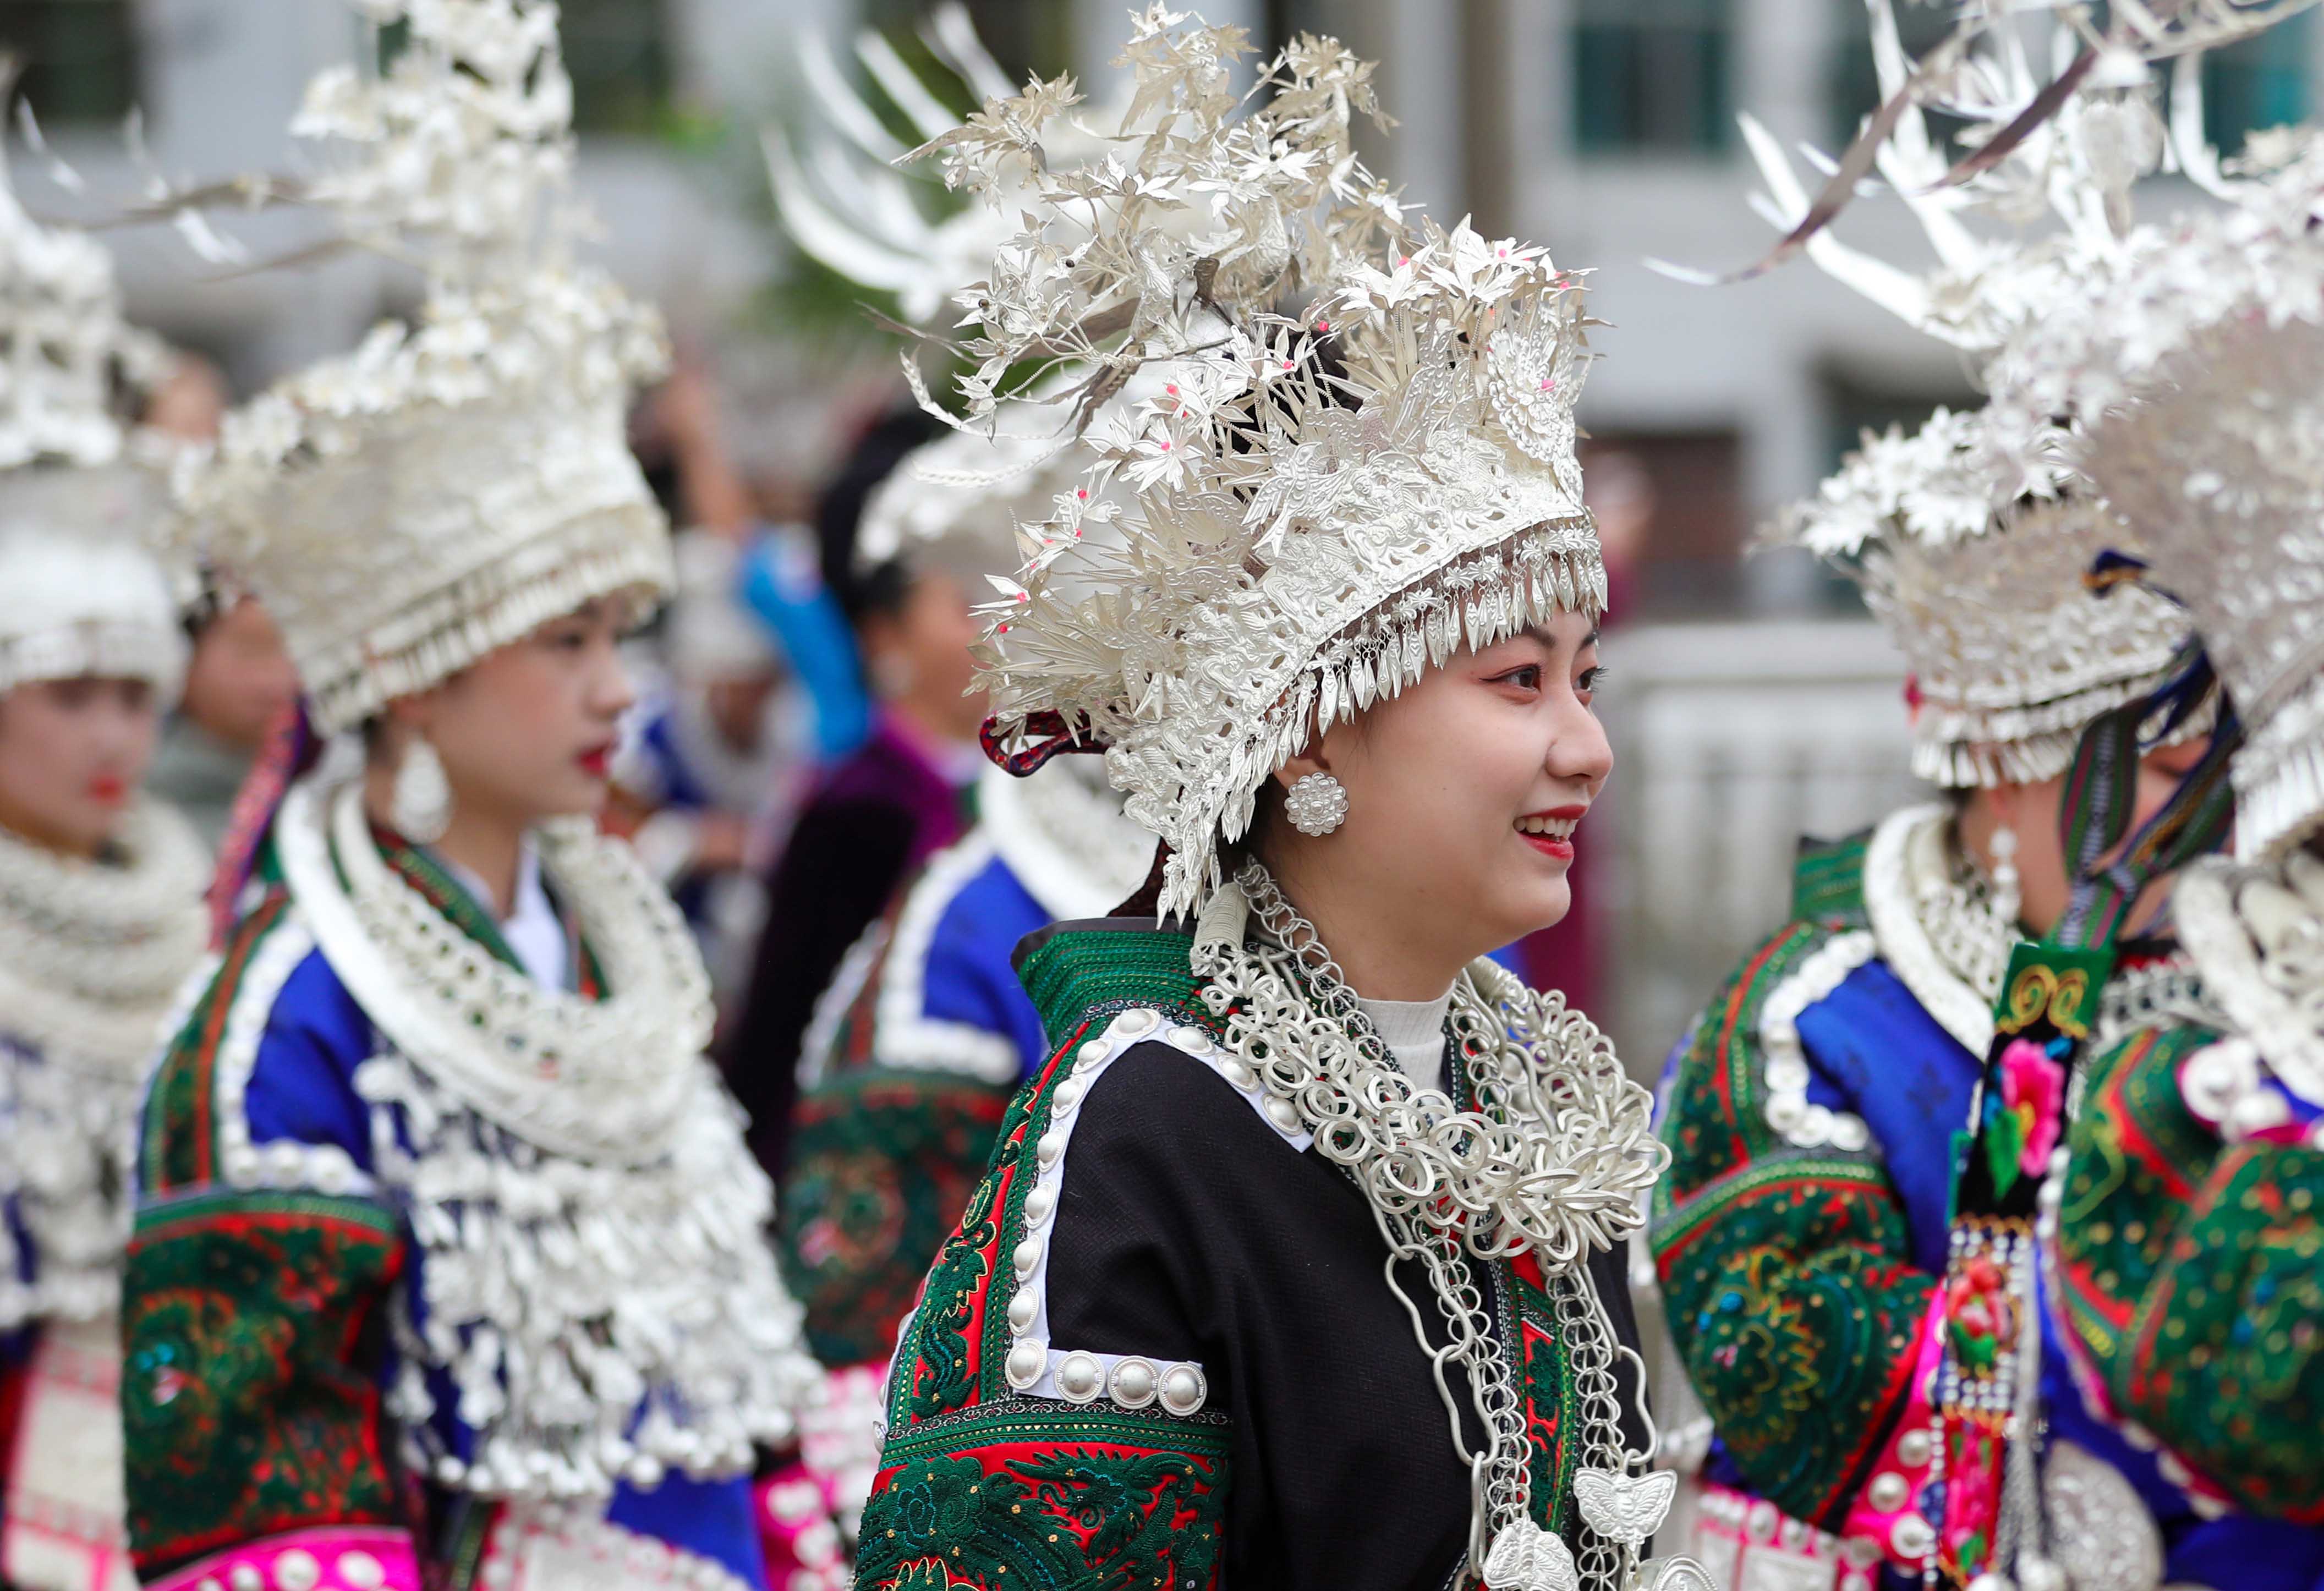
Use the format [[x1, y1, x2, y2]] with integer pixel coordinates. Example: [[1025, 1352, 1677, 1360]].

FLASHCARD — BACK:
[[1829, 1115, 1871, 1153], [1008, 1290, 1039, 1333], [1036, 1130, 1066, 1167], [1056, 1352, 1103, 1401], [1112, 1008, 1159, 1040], [1263, 1096, 1301, 1133], [1866, 1471, 1908, 1512], [1110, 1357, 1159, 1408], [1221, 1062, 1257, 1091], [231, 1567, 264, 1591], [1158, 1363, 1207, 1416], [1168, 1025, 1213, 1054], [1841, 1535, 1881, 1568], [1006, 1340, 1046, 1387], [1054, 1078, 1085, 1113], [1077, 1040, 1108, 1066], [198, 1579, 224, 1591], [1966, 1575, 2015, 1591], [1012, 1236, 1044, 1279], [1763, 1094, 1806, 1131], [338, 1553, 386, 1591], [1894, 1428, 1932, 1468], [1023, 1185, 1057, 1226]]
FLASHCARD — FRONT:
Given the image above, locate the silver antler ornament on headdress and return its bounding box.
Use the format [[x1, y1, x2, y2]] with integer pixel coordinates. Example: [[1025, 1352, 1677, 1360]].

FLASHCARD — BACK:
[[1989, 128, 2324, 857], [914, 6, 1604, 919], [1741, 1, 2206, 787]]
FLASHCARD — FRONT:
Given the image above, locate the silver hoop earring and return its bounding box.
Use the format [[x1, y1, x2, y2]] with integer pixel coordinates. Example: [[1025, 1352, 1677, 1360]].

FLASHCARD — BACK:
[[1284, 771, 1349, 837], [391, 734, 454, 844]]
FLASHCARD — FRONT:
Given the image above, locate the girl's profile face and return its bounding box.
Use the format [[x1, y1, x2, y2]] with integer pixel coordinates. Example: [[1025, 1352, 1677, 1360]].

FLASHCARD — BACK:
[[1275, 607, 1612, 963], [399, 599, 637, 832], [0, 676, 162, 858]]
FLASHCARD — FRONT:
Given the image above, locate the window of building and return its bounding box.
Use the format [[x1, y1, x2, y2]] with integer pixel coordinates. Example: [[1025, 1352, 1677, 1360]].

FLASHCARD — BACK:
[[0, 1, 138, 125], [2201, 10, 2313, 157], [1573, 0, 1735, 156], [560, 0, 676, 134]]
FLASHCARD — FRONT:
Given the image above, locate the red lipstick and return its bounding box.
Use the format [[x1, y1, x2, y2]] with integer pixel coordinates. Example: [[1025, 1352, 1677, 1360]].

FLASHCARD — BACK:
[[1515, 804, 1586, 861], [87, 773, 127, 806], [577, 743, 613, 778]]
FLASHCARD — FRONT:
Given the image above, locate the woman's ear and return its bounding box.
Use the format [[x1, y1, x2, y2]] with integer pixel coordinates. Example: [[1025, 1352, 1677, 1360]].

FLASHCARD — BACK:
[[1271, 721, 1339, 791]]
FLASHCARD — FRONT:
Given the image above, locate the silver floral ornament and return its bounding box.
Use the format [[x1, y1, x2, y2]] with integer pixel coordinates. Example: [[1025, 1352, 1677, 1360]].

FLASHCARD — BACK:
[[1283, 771, 1349, 836]]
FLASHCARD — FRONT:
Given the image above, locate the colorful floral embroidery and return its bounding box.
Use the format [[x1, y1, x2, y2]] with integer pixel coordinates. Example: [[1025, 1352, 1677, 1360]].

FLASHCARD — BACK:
[[1983, 1038, 2066, 1198]]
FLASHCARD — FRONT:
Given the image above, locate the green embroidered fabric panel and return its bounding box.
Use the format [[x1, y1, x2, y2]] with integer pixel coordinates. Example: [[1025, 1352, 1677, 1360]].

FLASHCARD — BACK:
[[143, 893, 295, 1195], [863, 1002, 1235, 1591], [1017, 926, 1214, 1051], [1510, 1271, 1582, 1537], [1656, 920, 1833, 1204], [122, 1188, 409, 1577], [858, 1400, 1232, 1591], [784, 1066, 1014, 1368], [1652, 848, 1929, 1530], [1790, 829, 1873, 927], [2055, 1022, 2324, 1521], [1654, 1159, 1930, 1528]]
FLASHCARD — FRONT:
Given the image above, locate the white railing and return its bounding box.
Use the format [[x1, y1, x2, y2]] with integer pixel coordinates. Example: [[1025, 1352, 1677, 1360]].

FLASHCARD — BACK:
[[1596, 619, 1927, 1074]]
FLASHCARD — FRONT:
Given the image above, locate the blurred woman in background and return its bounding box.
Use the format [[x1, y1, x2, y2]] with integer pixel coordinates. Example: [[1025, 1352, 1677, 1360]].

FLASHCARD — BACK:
[[0, 182, 209, 1591]]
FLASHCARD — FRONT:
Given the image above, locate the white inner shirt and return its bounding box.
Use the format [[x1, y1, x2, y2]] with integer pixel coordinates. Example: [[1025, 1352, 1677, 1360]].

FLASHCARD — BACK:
[[1357, 990, 1454, 1096], [442, 842, 570, 992]]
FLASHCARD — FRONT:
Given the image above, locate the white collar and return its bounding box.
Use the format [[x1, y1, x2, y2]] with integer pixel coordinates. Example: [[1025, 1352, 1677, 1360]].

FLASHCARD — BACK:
[[441, 840, 569, 992], [1356, 989, 1454, 1088]]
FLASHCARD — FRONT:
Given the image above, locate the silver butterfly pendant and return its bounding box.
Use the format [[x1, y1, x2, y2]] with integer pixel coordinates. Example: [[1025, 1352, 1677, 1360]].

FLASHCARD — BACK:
[[1481, 1518, 1579, 1591], [1573, 1467, 1678, 1548]]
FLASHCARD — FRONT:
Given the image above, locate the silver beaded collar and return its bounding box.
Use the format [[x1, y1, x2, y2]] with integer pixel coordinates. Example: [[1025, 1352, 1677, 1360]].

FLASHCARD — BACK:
[[276, 775, 711, 1163], [1194, 865, 1690, 1591]]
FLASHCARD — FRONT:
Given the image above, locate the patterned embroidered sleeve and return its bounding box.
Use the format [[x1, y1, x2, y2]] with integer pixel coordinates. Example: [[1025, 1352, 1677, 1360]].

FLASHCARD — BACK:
[[1651, 920, 1938, 1530], [2049, 1022, 2324, 1522], [852, 1011, 1232, 1591], [123, 896, 423, 1590]]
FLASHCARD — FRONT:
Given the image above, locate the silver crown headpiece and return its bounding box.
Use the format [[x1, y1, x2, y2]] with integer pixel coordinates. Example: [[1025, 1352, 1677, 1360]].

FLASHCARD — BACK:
[[1989, 130, 2324, 857], [917, 7, 1602, 918], [1781, 407, 2194, 786], [0, 96, 181, 702], [179, 0, 671, 734], [1744, 1, 2218, 786]]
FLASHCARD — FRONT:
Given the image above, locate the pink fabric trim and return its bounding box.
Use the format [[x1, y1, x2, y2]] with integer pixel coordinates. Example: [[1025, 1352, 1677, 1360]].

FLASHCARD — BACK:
[[144, 1526, 420, 1591], [1692, 1483, 1875, 1591], [756, 1465, 847, 1591], [1839, 1287, 1945, 1570]]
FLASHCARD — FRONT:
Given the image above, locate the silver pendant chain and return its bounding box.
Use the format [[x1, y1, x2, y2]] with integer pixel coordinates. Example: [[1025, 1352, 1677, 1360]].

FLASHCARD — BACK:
[[1197, 863, 1672, 1589]]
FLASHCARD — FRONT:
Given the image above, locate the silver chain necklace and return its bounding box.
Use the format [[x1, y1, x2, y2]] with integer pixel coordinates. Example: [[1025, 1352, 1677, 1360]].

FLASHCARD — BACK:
[[1194, 864, 1698, 1591]]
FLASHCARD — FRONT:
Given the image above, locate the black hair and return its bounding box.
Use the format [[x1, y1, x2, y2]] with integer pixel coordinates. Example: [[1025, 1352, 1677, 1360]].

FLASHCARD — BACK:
[[815, 405, 945, 627]]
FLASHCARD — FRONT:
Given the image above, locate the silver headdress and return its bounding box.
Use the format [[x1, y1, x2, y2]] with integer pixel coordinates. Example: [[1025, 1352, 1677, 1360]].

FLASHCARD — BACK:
[[0, 120, 181, 703], [922, 7, 1602, 919], [179, 0, 670, 734], [1748, 1, 2200, 787], [1991, 130, 2324, 858]]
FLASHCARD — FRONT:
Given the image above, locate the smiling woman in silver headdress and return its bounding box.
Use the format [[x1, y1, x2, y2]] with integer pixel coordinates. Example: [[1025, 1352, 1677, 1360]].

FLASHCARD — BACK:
[[847, 12, 1687, 1591]]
